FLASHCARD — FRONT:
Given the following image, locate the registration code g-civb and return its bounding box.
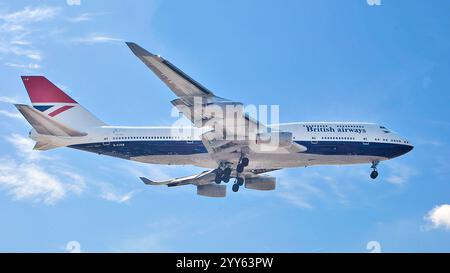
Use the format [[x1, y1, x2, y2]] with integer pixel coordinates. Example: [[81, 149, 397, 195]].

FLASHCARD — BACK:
[[176, 257, 274, 271]]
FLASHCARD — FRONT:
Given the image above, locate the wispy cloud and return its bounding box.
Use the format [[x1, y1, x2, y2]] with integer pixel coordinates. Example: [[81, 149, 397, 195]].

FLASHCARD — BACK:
[[98, 181, 136, 203], [67, 12, 108, 23], [274, 168, 351, 209], [0, 96, 22, 104], [277, 191, 313, 209], [0, 6, 60, 24], [0, 6, 61, 68], [0, 134, 85, 204], [114, 218, 182, 252], [424, 204, 450, 231], [71, 33, 123, 44], [0, 109, 24, 120], [4, 62, 41, 69], [0, 159, 64, 204], [6, 133, 47, 161], [385, 161, 418, 185]]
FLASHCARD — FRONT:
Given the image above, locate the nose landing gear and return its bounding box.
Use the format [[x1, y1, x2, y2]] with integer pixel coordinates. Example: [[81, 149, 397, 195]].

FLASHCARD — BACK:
[[370, 161, 379, 179], [236, 156, 249, 174]]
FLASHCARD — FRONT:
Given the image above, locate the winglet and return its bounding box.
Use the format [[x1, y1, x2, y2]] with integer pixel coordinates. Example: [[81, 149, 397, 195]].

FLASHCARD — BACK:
[[139, 177, 169, 186]]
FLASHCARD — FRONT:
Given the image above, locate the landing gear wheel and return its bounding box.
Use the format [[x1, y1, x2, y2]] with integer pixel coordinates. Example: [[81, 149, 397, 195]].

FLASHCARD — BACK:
[[236, 177, 244, 186], [232, 183, 240, 192], [370, 170, 378, 179], [370, 161, 379, 180], [222, 167, 232, 183], [214, 169, 223, 184], [236, 163, 244, 173], [241, 157, 249, 167]]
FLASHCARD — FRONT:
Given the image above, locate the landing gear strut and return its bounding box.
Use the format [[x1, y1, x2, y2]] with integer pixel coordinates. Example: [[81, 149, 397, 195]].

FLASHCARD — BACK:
[[370, 161, 379, 179], [236, 156, 249, 174], [232, 176, 244, 192]]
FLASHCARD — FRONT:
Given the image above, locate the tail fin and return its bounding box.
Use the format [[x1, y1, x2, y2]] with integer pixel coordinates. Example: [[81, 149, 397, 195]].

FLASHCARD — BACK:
[[21, 76, 106, 130]]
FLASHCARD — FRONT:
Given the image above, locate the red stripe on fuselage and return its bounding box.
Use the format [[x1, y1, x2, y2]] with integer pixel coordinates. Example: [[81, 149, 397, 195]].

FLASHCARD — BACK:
[[48, 105, 74, 117]]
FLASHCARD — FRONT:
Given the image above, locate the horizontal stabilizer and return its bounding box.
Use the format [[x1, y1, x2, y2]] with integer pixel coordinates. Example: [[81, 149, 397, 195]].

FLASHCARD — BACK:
[[15, 104, 87, 137], [33, 141, 59, 151]]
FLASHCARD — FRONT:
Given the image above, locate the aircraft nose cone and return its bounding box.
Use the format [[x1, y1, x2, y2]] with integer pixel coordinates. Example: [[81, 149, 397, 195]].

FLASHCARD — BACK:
[[389, 143, 413, 158], [399, 144, 414, 156], [404, 145, 414, 154]]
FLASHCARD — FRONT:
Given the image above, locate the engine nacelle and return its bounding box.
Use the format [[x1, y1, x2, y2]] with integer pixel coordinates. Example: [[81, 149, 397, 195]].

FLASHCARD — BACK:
[[244, 175, 276, 191], [197, 184, 226, 198], [255, 131, 293, 148]]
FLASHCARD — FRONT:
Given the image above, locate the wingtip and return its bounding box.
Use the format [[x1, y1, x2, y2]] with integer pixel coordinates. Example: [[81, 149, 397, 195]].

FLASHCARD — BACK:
[[125, 42, 157, 57]]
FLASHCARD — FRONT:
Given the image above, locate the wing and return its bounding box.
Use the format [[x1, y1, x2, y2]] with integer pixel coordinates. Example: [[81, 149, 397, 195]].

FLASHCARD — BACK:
[[140, 169, 216, 187], [126, 42, 214, 98], [140, 169, 227, 197], [127, 42, 306, 158]]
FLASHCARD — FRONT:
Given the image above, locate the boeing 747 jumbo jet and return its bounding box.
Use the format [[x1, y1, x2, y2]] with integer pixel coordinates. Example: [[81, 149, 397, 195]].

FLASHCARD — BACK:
[[14, 42, 413, 197]]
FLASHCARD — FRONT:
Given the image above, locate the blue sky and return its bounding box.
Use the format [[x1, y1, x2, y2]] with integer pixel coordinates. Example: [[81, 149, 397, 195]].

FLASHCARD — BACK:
[[0, 0, 450, 252]]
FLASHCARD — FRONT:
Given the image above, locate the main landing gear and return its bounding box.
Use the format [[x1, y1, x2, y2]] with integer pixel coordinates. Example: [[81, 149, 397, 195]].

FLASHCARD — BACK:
[[215, 156, 250, 193], [215, 164, 232, 184], [232, 156, 249, 192], [370, 161, 379, 179]]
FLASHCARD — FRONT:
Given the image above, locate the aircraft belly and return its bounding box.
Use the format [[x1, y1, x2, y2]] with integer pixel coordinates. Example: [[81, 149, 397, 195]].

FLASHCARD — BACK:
[[245, 154, 387, 169]]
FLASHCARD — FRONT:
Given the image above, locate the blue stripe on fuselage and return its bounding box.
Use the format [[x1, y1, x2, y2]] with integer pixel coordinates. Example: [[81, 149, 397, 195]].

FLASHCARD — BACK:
[[68, 140, 413, 160]]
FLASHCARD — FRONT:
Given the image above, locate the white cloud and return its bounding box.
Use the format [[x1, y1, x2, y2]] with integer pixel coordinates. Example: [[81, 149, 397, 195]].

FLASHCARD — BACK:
[[67, 0, 82, 6], [0, 109, 24, 120], [0, 158, 84, 205], [367, 0, 381, 6], [277, 192, 313, 209], [0, 96, 21, 103], [0, 6, 60, 24], [67, 12, 107, 23], [100, 186, 135, 203], [0, 6, 60, 69], [115, 218, 181, 252], [274, 169, 330, 209], [425, 204, 450, 231], [4, 62, 41, 69], [5, 133, 46, 161], [71, 33, 123, 44], [385, 162, 417, 185], [0, 134, 85, 204], [11, 39, 31, 45]]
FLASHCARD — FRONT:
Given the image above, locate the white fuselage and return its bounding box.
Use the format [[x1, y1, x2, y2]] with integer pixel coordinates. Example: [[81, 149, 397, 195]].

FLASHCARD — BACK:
[[30, 121, 413, 170]]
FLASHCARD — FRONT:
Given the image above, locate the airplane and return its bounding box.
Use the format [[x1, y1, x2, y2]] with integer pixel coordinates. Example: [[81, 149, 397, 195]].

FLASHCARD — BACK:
[[13, 42, 414, 198]]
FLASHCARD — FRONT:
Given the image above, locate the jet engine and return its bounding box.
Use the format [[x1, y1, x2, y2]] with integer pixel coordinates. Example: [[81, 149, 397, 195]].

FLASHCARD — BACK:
[[197, 184, 226, 197], [244, 175, 276, 191]]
